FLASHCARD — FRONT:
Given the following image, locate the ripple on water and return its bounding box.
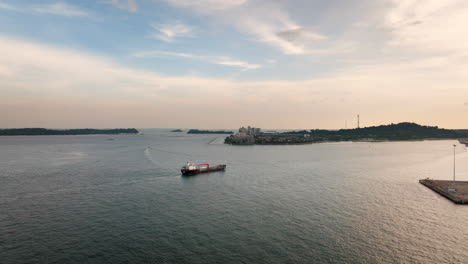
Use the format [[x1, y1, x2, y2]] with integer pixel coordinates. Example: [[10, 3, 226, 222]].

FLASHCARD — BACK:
[[1, 135, 468, 263]]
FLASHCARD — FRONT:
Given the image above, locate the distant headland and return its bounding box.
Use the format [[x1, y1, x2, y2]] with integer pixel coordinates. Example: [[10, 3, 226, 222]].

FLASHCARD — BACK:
[[225, 123, 468, 145], [0, 128, 139, 136], [170, 129, 183, 132], [187, 129, 233, 135]]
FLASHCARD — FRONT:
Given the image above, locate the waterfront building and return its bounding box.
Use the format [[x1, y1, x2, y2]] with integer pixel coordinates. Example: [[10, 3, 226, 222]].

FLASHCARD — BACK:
[[226, 126, 261, 144]]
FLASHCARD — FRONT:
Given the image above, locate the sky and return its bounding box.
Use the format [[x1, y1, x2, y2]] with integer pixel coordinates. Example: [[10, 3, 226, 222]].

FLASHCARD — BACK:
[[0, 0, 467, 129]]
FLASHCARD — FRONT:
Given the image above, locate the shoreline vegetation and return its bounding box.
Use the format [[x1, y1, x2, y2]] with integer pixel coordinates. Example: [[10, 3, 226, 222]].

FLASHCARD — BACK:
[[187, 129, 233, 134], [0, 128, 139, 136], [225, 122, 468, 145]]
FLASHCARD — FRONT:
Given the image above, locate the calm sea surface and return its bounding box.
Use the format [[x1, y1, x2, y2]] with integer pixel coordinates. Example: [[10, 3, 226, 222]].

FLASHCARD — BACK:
[[1, 130, 468, 263]]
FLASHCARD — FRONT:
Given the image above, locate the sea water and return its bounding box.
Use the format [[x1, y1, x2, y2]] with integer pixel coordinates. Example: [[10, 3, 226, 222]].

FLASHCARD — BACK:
[[1, 130, 468, 263]]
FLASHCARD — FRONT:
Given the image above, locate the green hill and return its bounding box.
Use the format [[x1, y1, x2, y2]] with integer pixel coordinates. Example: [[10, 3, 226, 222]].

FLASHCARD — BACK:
[[305, 122, 468, 141]]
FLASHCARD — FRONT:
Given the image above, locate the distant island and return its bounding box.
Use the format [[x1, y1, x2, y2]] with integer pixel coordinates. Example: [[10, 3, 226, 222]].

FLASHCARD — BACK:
[[187, 129, 233, 134], [0, 128, 139, 136], [170, 129, 183, 132], [225, 123, 468, 145]]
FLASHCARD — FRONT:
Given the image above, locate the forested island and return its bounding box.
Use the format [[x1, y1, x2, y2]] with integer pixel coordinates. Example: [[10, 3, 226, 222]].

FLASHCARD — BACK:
[[225, 123, 468, 145], [188, 129, 233, 134], [170, 129, 183, 132], [0, 128, 139, 136]]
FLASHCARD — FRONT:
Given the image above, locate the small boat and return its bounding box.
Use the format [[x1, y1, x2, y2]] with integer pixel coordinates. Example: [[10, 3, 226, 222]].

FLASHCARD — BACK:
[[181, 162, 226, 176]]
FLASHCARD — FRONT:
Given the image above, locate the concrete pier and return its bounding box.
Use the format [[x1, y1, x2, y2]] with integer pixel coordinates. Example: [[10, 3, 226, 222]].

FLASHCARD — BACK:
[[420, 179, 468, 204]]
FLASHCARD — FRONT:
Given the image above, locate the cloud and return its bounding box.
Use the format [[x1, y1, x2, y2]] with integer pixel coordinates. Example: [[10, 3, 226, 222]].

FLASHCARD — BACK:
[[238, 18, 306, 54], [2, 35, 468, 128], [162, 0, 466, 58], [276, 27, 327, 43], [150, 22, 194, 42], [385, 0, 454, 27], [0, 64, 14, 76], [132, 50, 261, 71], [32, 2, 88, 17], [215, 59, 260, 70], [164, 0, 327, 54], [109, 0, 137, 12], [1, 1, 89, 16], [384, 0, 468, 54], [166, 0, 247, 11], [0, 2, 19, 11]]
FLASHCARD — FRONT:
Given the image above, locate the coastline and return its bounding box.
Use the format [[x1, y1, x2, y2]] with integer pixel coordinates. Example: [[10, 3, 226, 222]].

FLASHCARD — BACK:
[[0, 128, 140, 136], [227, 138, 463, 146], [225, 123, 468, 146], [0, 133, 140, 136]]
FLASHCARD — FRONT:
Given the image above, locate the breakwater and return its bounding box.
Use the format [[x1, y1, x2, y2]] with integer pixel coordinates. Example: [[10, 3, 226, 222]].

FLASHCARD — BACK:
[[419, 179, 468, 204]]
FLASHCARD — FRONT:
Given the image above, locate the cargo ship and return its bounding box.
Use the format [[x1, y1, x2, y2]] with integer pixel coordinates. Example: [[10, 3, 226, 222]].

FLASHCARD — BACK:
[[181, 162, 226, 176]]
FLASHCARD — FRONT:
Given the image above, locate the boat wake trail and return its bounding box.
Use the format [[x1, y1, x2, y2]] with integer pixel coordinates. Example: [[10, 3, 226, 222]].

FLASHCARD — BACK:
[[144, 147, 160, 167], [146, 146, 193, 158], [207, 137, 219, 144]]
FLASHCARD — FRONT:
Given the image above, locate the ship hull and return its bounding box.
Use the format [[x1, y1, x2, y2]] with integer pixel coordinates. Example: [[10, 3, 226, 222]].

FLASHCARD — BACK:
[[181, 165, 226, 176]]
